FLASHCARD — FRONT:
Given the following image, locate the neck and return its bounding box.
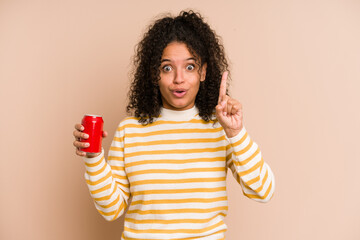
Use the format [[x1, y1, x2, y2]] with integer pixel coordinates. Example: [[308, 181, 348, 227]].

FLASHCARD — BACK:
[[160, 105, 198, 121]]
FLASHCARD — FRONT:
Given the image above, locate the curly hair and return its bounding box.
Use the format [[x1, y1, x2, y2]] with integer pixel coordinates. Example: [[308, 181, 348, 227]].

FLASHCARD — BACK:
[[127, 10, 229, 125]]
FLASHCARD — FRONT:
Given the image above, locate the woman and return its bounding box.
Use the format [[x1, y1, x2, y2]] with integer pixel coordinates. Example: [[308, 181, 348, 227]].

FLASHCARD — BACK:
[[73, 10, 274, 240]]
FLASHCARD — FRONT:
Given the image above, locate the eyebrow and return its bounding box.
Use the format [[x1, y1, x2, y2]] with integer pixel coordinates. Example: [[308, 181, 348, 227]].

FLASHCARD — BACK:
[[160, 57, 196, 63]]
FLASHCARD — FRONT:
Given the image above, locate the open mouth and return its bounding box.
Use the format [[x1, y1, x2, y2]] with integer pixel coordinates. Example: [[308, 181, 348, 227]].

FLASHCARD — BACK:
[[172, 90, 187, 97]]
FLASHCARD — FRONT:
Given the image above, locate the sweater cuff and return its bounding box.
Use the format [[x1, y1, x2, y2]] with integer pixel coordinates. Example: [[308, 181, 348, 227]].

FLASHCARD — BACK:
[[227, 127, 248, 146], [82, 148, 105, 164]]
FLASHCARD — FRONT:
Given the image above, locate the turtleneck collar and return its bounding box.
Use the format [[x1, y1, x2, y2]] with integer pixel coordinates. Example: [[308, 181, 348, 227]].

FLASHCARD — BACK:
[[159, 105, 199, 121]]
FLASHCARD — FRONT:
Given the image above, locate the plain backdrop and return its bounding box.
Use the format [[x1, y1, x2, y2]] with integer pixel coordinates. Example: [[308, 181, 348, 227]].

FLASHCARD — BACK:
[[1, 0, 359, 239]]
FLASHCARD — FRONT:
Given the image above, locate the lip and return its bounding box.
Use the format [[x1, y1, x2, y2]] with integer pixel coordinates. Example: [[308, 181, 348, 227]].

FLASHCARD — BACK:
[[171, 89, 187, 98]]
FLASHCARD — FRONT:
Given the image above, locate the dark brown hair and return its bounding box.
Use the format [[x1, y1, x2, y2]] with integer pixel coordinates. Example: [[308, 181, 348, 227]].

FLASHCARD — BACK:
[[127, 10, 229, 125]]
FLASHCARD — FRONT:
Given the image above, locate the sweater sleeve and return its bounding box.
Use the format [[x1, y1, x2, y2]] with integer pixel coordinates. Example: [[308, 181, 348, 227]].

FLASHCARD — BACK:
[[83, 122, 130, 221], [226, 127, 275, 202]]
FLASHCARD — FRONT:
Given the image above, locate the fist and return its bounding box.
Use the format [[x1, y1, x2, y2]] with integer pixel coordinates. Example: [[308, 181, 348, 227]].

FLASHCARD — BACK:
[[73, 123, 108, 158]]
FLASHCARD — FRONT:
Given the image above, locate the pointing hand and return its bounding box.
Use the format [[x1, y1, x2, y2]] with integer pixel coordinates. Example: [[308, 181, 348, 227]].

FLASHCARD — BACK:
[[215, 72, 244, 138]]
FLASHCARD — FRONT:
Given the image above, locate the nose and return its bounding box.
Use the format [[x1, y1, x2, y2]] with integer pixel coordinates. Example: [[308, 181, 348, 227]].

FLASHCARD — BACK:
[[173, 69, 185, 84]]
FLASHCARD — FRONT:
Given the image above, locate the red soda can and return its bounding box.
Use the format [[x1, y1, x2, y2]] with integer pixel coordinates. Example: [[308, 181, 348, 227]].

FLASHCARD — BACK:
[[80, 114, 104, 157]]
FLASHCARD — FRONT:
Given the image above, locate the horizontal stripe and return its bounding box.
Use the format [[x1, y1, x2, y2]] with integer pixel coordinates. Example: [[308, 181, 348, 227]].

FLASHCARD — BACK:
[[246, 169, 269, 193], [124, 128, 223, 138], [125, 212, 226, 224], [90, 182, 112, 195], [93, 184, 117, 201], [131, 196, 227, 206], [112, 200, 127, 221], [231, 132, 248, 148], [97, 209, 116, 217], [237, 158, 264, 177], [118, 119, 215, 131], [112, 179, 130, 190], [84, 116, 274, 239], [234, 147, 260, 166], [121, 136, 226, 148], [132, 186, 226, 196], [112, 171, 127, 178], [121, 229, 226, 240], [225, 144, 231, 152], [130, 177, 226, 186], [244, 181, 273, 200], [86, 171, 111, 186], [84, 156, 104, 168], [127, 206, 228, 215], [110, 146, 124, 151], [98, 194, 120, 209], [244, 170, 263, 186], [111, 165, 125, 171], [96, 200, 127, 218], [124, 220, 224, 234], [125, 157, 226, 168], [108, 156, 124, 161], [236, 139, 253, 155], [124, 221, 224, 234], [93, 182, 130, 201], [127, 167, 226, 178], [94, 190, 130, 201], [113, 137, 123, 142], [124, 146, 226, 158], [86, 161, 107, 176]]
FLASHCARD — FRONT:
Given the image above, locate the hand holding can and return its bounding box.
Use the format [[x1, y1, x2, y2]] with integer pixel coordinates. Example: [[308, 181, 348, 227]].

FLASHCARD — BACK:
[[73, 114, 108, 158]]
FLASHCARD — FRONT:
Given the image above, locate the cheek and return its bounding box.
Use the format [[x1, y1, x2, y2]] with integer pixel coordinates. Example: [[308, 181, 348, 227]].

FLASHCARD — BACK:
[[158, 79, 171, 98], [193, 77, 201, 89], [158, 77, 167, 90], [190, 81, 201, 96]]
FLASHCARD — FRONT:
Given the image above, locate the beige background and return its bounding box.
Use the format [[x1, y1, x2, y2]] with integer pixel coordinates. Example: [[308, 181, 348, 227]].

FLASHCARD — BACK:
[[1, 0, 359, 239]]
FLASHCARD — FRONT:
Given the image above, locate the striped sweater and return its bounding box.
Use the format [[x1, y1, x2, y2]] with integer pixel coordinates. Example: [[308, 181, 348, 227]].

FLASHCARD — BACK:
[[83, 106, 275, 240]]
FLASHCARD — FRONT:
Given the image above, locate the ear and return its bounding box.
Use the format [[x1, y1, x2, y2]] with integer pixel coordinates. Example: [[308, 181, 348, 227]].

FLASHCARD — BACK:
[[200, 63, 207, 82]]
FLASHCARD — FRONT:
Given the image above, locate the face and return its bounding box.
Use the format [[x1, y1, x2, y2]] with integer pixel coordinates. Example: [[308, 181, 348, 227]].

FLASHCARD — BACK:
[[158, 42, 207, 111]]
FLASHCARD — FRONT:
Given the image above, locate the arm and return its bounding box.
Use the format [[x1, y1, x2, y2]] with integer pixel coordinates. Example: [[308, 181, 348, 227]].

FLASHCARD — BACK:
[[226, 127, 275, 202], [215, 72, 274, 202], [83, 122, 130, 221]]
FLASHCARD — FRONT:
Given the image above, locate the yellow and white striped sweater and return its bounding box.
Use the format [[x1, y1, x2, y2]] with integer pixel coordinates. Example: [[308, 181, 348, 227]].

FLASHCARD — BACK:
[[83, 106, 275, 240]]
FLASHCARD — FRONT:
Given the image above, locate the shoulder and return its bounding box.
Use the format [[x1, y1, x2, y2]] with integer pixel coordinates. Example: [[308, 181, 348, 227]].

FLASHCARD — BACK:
[[116, 115, 162, 131], [117, 116, 141, 129]]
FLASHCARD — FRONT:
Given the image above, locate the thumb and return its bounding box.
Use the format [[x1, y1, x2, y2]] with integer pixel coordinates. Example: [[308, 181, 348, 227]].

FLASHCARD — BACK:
[[102, 131, 108, 138]]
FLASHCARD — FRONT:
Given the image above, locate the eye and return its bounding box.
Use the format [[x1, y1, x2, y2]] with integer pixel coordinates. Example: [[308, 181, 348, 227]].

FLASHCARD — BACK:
[[162, 65, 172, 72], [186, 64, 195, 71]]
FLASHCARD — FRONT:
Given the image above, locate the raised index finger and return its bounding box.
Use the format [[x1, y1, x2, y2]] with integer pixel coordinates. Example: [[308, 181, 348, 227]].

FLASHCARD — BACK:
[[218, 71, 228, 104]]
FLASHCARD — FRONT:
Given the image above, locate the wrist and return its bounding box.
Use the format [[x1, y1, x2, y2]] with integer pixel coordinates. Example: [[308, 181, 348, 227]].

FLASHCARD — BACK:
[[84, 152, 101, 158], [224, 129, 240, 138], [82, 148, 104, 164], [224, 124, 244, 138]]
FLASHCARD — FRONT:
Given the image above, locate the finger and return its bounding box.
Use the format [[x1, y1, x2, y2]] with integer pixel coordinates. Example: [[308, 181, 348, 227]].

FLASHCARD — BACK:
[[73, 130, 89, 139], [76, 149, 87, 157], [231, 104, 239, 115], [75, 124, 84, 131], [232, 102, 242, 115], [73, 140, 90, 149], [218, 71, 228, 104], [221, 95, 230, 116], [228, 100, 241, 115], [227, 99, 235, 115], [215, 104, 226, 119]]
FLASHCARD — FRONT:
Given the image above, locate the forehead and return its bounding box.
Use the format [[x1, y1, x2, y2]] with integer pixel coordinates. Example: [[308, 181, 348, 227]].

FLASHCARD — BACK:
[[161, 42, 194, 60]]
